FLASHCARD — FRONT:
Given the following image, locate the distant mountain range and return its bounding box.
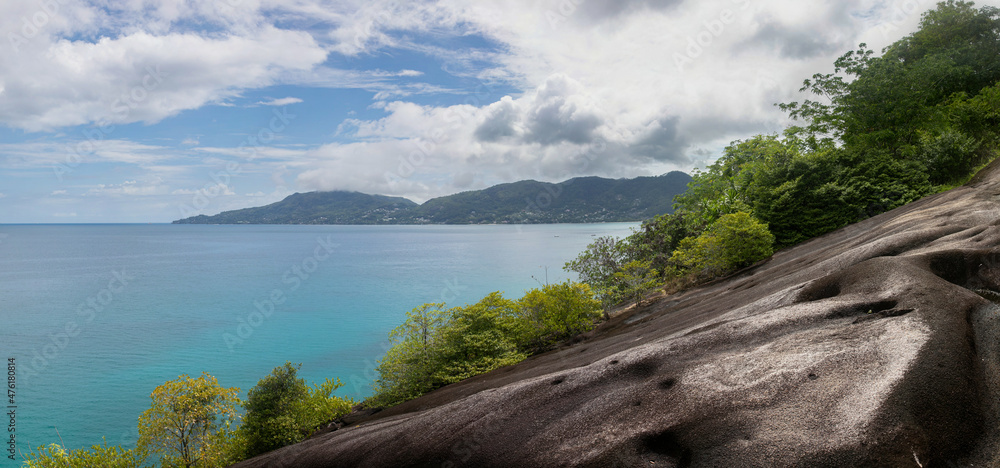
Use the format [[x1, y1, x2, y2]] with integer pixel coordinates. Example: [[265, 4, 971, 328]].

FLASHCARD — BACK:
[[172, 172, 692, 225]]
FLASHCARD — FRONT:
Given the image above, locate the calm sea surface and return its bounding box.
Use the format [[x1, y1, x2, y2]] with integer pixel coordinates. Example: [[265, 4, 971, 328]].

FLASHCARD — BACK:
[[0, 223, 635, 458]]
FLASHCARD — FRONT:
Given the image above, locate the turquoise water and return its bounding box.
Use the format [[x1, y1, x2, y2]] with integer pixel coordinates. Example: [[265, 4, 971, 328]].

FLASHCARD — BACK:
[[0, 223, 635, 460]]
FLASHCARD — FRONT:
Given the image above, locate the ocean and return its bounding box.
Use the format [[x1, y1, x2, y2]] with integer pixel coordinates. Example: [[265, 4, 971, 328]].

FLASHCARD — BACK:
[[0, 223, 636, 460]]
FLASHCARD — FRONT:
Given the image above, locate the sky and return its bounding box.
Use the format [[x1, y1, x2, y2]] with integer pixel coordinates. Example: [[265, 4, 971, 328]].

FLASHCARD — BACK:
[[1, 0, 993, 223]]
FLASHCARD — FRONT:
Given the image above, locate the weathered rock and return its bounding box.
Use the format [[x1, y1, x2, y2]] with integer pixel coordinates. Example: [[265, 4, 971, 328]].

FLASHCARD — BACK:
[[233, 160, 1000, 467]]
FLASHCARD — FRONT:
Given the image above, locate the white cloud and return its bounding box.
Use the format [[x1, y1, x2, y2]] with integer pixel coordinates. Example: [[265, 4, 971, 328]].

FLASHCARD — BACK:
[[370, 69, 425, 78], [294, 0, 965, 201], [4, 0, 998, 222], [0, 3, 328, 132], [257, 97, 303, 107], [51, 190, 68, 195]]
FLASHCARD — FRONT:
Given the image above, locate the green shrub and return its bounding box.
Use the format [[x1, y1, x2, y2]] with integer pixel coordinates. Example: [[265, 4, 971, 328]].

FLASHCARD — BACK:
[[670, 212, 774, 278], [239, 362, 352, 459], [432, 292, 526, 385], [919, 129, 981, 184], [23, 440, 149, 468], [514, 281, 602, 351], [370, 283, 601, 407]]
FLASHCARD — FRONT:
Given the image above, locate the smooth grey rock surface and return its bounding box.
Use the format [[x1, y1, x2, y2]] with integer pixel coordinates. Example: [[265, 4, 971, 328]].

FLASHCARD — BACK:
[[233, 160, 1000, 467]]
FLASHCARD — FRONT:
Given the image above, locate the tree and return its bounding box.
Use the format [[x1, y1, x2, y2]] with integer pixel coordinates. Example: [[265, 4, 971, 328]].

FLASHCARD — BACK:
[[370, 296, 527, 408], [137, 373, 240, 468], [370, 303, 449, 407], [23, 440, 149, 468], [240, 363, 308, 458], [514, 281, 602, 351], [674, 135, 798, 225], [434, 293, 526, 385], [670, 212, 775, 278], [240, 363, 352, 459], [780, 1, 1000, 158], [611, 260, 661, 307], [624, 210, 701, 275], [564, 236, 632, 308]]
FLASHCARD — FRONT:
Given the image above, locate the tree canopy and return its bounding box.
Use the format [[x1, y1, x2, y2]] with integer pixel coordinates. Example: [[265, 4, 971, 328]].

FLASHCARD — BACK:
[[569, 0, 1000, 307], [137, 373, 240, 468]]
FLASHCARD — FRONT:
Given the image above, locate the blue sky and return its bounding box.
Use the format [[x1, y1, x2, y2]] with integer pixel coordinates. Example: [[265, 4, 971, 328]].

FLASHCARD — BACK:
[[1, 0, 989, 223]]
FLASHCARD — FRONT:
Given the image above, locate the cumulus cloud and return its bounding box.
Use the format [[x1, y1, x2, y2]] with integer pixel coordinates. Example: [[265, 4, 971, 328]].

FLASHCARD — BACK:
[[291, 0, 932, 202], [521, 75, 605, 146], [629, 116, 686, 162], [475, 96, 521, 142], [471, 75, 607, 147], [2, 0, 989, 221], [0, 2, 328, 132]]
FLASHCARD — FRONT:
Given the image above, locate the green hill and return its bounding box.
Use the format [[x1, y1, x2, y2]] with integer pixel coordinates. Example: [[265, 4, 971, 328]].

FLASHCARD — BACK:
[[172, 191, 418, 224], [172, 172, 692, 224]]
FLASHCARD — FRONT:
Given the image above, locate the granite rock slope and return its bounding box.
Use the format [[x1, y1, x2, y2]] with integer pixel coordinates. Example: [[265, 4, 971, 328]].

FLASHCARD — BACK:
[[233, 161, 1000, 467]]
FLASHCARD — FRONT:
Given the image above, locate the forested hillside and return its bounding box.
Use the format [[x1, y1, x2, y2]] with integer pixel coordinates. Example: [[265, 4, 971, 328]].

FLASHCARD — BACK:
[[173, 172, 691, 224], [568, 0, 1000, 307]]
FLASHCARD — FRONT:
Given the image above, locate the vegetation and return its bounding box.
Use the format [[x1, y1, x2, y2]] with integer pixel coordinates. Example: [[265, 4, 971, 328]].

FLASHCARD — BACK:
[[26, 3, 1000, 465], [173, 191, 418, 225], [514, 281, 604, 349], [23, 364, 350, 468], [23, 440, 149, 468], [569, 0, 1000, 306], [137, 373, 241, 468], [368, 281, 601, 408], [238, 363, 353, 459], [173, 173, 692, 225], [669, 212, 774, 279]]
